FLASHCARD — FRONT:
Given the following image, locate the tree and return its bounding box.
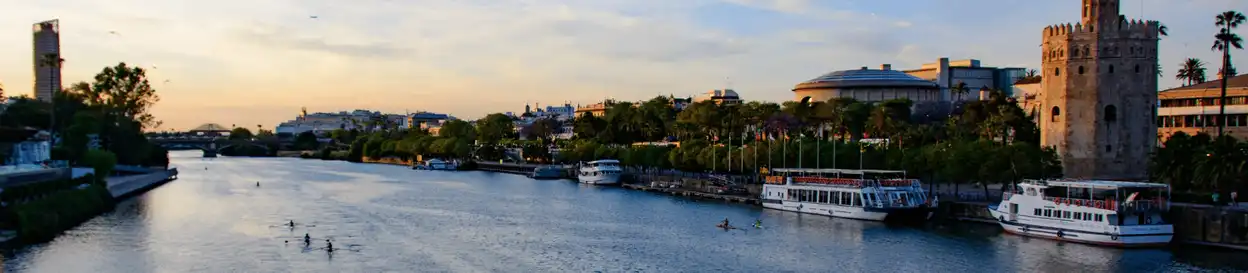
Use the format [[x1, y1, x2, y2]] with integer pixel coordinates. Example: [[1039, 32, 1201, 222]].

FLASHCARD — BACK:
[[1177, 58, 1208, 86], [85, 63, 162, 130], [229, 127, 253, 140], [1213, 10, 1245, 137], [438, 119, 475, 139], [81, 149, 117, 178], [950, 82, 970, 102], [475, 113, 515, 144], [521, 118, 560, 142], [573, 112, 606, 140], [294, 131, 319, 150]]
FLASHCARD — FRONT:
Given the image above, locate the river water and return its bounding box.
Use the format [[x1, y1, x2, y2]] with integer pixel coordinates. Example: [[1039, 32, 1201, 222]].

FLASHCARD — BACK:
[[2, 151, 1246, 272]]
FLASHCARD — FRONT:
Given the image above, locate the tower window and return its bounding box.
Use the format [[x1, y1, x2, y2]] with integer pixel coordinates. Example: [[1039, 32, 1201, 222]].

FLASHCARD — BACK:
[[1135, 64, 1141, 73], [1105, 105, 1117, 122], [1109, 65, 1115, 74], [1052, 106, 1061, 122], [1055, 68, 1061, 76], [1079, 66, 1085, 74]]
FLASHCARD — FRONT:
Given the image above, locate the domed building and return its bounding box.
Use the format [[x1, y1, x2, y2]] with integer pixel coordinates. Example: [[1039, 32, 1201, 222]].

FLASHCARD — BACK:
[[793, 65, 940, 103]]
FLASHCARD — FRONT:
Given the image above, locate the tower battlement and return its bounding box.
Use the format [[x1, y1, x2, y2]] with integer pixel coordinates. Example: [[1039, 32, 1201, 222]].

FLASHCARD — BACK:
[[1043, 20, 1161, 39]]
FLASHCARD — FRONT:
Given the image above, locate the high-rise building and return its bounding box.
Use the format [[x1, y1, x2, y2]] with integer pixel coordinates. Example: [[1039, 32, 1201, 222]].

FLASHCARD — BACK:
[[1039, 0, 1160, 180], [33, 19, 61, 102]]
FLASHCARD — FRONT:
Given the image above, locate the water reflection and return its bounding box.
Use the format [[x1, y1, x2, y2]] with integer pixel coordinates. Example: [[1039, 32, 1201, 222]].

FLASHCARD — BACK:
[[1, 151, 1246, 272]]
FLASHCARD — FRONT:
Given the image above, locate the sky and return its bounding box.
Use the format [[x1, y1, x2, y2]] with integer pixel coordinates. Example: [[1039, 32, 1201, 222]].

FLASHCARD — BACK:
[[0, 0, 1245, 131]]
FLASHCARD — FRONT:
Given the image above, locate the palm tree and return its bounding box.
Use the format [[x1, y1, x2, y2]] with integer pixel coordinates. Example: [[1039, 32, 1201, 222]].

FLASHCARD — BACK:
[[1176, 58, 1208, 86], [1213, 10, 1245, 137], [39, 53, 63, 147], [951, 82, 970, 102]]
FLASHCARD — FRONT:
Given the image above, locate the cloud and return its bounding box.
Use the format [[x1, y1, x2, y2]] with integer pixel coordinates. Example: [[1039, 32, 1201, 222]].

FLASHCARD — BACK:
[[2, 0, 1243, 130]]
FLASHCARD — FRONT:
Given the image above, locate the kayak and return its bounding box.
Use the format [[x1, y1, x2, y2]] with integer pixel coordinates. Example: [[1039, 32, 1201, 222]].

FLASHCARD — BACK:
[[716, 224, 734, 229]]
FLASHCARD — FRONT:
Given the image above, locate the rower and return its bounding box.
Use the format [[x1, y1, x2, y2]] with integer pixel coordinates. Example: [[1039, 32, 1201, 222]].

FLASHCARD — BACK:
[[720, 218, 730, 227], [289, 220, 295, 227], [304, 233, 311, 244], [754, 219, 762, 228], [256, 182, 260, 187], [326, 239, 334, 252]]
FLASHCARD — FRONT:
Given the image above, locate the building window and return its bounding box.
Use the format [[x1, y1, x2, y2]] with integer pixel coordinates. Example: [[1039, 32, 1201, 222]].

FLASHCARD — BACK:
[[1106, 145, 1113, 152], [1052, 106, 1061, 122], [1109, 65, 1115, 73], [1078, 66, 1085, 74], [1084, 46, 1090, 56], [1055, 68, 1061, 76], [1105, 105, 1117, 122], [1136, 64, 1141, 73]]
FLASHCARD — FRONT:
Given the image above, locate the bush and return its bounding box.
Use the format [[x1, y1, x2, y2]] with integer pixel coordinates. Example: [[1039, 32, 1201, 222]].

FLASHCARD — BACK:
[[10, 184, 115, 243], [81, 149, 117, 178]]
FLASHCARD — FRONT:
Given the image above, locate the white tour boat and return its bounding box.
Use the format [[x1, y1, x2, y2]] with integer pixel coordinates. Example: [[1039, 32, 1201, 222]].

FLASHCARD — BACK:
[[760, 168, 931, 222], [577, 160, 622, 185], [988, 179, 1173, 247]]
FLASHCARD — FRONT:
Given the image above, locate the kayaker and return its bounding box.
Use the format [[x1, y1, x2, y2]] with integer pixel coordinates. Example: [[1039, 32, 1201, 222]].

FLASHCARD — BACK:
[[720, 218, 730, 227], [256, 182, 260, 187], [288, 220, 295, 227], [754, 219, 762, 228]]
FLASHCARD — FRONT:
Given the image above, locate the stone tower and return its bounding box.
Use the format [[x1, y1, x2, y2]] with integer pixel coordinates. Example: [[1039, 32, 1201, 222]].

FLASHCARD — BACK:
[[1039, 0, 1160, 180]]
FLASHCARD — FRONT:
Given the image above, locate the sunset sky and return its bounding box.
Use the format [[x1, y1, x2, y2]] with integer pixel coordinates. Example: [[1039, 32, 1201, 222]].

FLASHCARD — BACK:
[[1, 0, 1244, 131]]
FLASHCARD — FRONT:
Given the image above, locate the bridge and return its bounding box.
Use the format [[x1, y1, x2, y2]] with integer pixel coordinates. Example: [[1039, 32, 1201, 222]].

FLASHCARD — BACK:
[[149, 123, 273, 155], [148, 136, 271, 154]]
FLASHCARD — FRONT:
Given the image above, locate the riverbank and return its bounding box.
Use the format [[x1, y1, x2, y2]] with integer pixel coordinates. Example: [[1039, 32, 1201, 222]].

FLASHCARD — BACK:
[[106, 168, 180, 199]]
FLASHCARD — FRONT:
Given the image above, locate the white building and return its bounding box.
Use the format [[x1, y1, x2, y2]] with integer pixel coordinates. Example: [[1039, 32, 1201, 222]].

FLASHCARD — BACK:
[[694, 89, 742, 104], [275, 108, 377, 136]]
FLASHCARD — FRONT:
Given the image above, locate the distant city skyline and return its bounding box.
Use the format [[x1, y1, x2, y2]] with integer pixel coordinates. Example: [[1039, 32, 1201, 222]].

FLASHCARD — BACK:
[[0, 0, 1244, 131]]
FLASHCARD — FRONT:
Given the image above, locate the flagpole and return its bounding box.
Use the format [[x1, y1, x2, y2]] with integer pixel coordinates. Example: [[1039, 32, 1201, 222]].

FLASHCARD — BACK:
[[817, 123, 822, 169]]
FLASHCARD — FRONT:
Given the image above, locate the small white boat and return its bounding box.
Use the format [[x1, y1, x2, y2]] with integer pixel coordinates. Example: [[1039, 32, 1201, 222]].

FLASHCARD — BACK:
[[988, 179, 1173, 247], [760, 168, 931, 222], [577, 160, 621, 185], [413, 158, 457, 171]]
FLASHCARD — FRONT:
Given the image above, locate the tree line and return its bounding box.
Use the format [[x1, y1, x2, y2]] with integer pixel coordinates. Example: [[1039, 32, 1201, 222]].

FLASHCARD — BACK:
[[2, 62, 168, 171]]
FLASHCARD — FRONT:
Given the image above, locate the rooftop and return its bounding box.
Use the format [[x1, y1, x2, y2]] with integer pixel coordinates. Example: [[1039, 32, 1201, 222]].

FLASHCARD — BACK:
[[1159, 74, 1248, 99], [1022, 179, 1169, 189], [190, 123, 230, 132], [795, 67, 939, 90]]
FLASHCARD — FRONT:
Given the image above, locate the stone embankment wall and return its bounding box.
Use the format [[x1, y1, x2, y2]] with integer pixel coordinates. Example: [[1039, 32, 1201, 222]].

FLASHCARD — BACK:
[[106, 168, 179, 198]]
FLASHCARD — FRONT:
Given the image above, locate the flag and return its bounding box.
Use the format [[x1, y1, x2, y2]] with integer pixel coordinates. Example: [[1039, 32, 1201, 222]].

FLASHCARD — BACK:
[[1125, 192, 1140, 203]]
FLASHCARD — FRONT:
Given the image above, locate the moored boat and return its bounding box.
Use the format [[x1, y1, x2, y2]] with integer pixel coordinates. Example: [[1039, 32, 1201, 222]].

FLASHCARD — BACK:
[[530, 165, 566, 179], [760, 168, 930, 222], [413, 158, 457, 171], [577, 160, 621, 185], [988, 179, 1173, 247]]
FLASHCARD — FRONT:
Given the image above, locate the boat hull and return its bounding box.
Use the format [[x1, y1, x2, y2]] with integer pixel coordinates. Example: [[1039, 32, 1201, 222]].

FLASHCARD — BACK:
[[989, 209, 1173, 247], [761, 199, 889, 221], [578, 173, 620, 185]]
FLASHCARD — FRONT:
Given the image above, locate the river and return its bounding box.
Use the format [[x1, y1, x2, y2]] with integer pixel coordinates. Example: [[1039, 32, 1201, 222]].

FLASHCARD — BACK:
[[2, 151, 1246, 272]]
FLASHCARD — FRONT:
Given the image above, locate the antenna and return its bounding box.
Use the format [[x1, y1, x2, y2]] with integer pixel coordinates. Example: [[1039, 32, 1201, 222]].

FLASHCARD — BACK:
[[725, 77, 733, 89]]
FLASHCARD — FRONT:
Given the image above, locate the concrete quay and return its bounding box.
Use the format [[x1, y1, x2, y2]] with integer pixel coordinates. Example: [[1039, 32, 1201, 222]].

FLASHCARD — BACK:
[[106, 168, 179, 199]]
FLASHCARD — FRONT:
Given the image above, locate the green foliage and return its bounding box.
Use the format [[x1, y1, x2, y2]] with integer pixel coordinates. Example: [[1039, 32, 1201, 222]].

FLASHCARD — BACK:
[[229, 127, 253, 140], [1152, 132, 1247, 196], [81, 149, 117, 177], [439, 120, 475, 139], [10, 184, 114, 243], [348, 138, 367, 162], [294, 131, 319, 150], [475, 113, 515, 144]]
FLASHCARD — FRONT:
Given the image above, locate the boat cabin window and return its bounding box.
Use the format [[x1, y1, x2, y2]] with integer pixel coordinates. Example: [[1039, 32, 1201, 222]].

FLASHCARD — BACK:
[[853, 194, 862, 207], [1106, 214, 1117, 225], [1034, 208, 1041, 216], [1063, 211, 1071, 219]]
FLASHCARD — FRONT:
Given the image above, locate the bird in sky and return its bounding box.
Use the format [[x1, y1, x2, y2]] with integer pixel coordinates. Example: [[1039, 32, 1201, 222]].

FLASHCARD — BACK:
[[108, 31, 119, 35], [164, 79, 171, 84], [310, 15, 318, 19]]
